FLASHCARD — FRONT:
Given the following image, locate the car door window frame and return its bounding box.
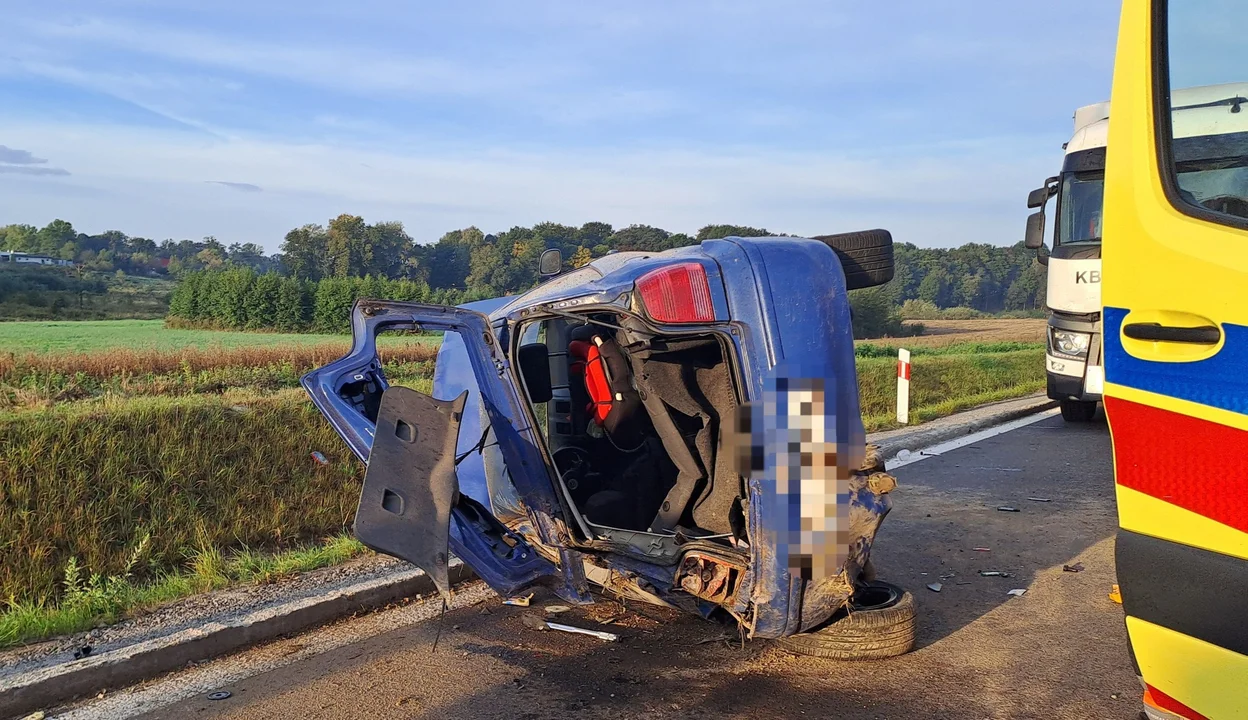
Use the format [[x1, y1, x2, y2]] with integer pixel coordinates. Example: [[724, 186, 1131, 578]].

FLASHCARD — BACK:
[[1152, 0, 1248, 232]]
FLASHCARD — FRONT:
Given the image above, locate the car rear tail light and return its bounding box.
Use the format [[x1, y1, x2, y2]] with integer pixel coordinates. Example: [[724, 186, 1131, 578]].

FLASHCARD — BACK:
[[636, 263, 715, 324]]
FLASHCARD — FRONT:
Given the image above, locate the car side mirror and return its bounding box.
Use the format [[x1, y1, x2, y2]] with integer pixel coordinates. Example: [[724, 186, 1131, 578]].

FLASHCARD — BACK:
[[538, 249, 562, 279], [518, 343, 552, 403], [1024, 211, 1046, 250], [1027, 187, 1049, 209]]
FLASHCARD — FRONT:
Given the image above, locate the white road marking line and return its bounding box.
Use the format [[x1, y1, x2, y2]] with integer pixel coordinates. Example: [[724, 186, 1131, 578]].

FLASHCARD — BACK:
[[884, 408, 1061, 471]]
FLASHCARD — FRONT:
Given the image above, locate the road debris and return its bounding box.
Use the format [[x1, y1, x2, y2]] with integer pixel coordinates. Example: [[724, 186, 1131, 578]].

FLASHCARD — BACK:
[[1109, 584, 1122, 604], [1027, 497, 1052, 503], [979, 570, 1013, 577], [207, 691, 232, 701], [1063, 563, 1085, 573], [522, 613, 619, 641], [926, 583, 943, 592], [972, 547, 991, 552], [1007, 589, 1028, 597], [310, 451, 329, 466], [544, 605, 571, 614], [997, 506, 1020, 512], [503, 593, 534, 607], [72, 645, 93, 660]]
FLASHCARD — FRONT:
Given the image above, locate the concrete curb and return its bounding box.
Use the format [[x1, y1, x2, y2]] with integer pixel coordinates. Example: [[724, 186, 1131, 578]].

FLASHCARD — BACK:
[[869, 394, 1059, 462], [1, 562, 474, 719], [3, 394, 1057, 719]]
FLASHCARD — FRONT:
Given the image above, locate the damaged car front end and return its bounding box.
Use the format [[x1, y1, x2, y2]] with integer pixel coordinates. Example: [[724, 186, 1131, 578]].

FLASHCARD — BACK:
[[302, 232, 903, 646]]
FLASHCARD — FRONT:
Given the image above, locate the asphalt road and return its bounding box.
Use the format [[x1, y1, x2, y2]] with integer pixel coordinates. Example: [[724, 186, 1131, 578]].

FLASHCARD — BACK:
[[86, 411, 1139, 720]]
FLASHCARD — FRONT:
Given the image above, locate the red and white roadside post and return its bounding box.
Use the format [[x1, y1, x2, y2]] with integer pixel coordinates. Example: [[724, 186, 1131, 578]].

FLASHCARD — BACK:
[[897, 348, 911, 425]]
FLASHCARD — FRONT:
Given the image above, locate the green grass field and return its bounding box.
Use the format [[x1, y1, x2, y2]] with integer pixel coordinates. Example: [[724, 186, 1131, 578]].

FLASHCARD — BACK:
[[0, 319, 1048, 648], [0, 319, 439, 354]]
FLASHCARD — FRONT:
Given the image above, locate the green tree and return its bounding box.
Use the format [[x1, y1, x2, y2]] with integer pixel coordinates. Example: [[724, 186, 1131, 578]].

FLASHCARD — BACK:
[[244, 272, 282, 329], [695, 224, 773, 241], [275, 277, 313, 331], [168, 271, 201, 319], [326, 214, 371, 278], [36, 220, 76, 257], [609, 225, 670, 252], [313, 277, 357, 332], [577, 222, 613, 246], [570, 245, 593, 268], [0, 224, 38, 252], [281, 224, 329, 280]]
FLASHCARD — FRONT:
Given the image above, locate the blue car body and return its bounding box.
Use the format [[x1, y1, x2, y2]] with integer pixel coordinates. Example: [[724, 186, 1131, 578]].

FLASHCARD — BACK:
[[302, 236, 894, 639]]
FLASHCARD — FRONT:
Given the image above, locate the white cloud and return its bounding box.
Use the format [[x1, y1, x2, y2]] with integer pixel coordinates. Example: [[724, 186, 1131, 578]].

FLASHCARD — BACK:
[[0, 120, 1055, 250]]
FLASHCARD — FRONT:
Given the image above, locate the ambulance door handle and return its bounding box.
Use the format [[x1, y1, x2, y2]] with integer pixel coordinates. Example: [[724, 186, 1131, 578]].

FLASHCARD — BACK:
[[1122, 322, 1221, 345]]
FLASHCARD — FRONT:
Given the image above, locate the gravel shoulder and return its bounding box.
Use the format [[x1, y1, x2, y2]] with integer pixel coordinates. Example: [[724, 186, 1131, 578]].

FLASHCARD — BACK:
[[0, 554, 410, 683]]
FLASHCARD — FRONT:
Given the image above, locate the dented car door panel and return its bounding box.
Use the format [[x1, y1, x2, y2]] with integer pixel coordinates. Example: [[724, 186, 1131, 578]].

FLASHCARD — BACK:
[[301, 300, 584, 600]]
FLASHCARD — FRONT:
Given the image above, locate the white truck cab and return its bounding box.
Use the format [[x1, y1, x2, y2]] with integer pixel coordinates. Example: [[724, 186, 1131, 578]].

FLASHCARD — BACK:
[[1025, 102, 1108, 422], [1026, 85, 1248, 422]]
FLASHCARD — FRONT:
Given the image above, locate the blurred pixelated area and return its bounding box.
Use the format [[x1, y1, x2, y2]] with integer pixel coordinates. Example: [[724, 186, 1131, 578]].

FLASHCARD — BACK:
[[732, 372, 864, 581]]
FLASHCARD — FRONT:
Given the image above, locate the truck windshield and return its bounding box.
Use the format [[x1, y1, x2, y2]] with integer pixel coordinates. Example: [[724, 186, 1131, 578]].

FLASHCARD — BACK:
[[1058, 172, 1104, 246]]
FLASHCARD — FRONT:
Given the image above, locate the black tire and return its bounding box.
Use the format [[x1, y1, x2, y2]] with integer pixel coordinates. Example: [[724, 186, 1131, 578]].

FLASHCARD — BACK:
[[810, 229, 895, 290], [1060, 399, 1097, 422], [775, 581, 915, 660]]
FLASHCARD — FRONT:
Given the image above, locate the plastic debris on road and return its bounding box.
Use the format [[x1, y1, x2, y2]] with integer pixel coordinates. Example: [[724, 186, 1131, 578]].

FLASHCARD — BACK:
[[503, 593, 534, 607], [544, 605, 571, 614], [1007, 589, 1027, 597], [1063, 563, 1085, 573], [979, 570, 1013, 577], [522, 613, 619, 641], [927, 583, 943, 592], [1027, 497, 1052, 503], [972, 547, 991, 552], [207, 691, 232, 701], [1109, 584, 1122, 604], [997, 506, 1020, 512]]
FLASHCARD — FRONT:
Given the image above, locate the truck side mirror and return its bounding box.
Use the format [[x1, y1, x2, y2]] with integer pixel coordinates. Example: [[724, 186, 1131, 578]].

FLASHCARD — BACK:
[[538, 249, 562, 280], [1027, 176, 1060, 208], [1024, 211, 1046, 250]]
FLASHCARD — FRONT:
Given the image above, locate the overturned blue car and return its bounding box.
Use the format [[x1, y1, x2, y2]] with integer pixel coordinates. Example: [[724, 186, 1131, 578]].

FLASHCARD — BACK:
[[302, 231, 912, 659]]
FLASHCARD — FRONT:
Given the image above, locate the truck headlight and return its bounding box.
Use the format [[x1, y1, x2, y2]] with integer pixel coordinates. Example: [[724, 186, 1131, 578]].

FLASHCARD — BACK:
[[1051, 329, 1091, 356]]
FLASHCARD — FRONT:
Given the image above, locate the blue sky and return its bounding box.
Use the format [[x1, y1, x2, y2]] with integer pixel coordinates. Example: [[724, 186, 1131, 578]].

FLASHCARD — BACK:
[[0, 1, 1121, 252]]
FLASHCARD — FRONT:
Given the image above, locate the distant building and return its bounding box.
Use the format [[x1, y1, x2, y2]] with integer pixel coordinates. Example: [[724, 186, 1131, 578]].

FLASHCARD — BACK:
[[0, 251, 74, 267]]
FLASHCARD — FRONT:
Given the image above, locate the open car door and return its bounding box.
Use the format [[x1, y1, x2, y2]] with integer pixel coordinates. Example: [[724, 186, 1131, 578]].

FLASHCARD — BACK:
[[301, 300, 580, 601]]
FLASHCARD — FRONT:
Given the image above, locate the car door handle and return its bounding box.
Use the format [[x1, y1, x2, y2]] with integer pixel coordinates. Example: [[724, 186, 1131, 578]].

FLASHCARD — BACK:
[[1122, 322, 1221, 344]]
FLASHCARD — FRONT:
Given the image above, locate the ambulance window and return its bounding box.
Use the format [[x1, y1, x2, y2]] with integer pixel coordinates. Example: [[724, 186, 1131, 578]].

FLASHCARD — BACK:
[[1159, 0, 1248, 226]]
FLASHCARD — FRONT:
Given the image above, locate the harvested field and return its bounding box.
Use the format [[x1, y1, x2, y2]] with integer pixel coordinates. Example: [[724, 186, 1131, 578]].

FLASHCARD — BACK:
[[866, 318, 1047, 348]]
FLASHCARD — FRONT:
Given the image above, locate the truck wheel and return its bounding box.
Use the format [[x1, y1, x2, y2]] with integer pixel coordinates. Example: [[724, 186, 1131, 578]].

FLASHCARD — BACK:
[[775, 581, 915, 660], [1060, 399, 1097, 422], [811, 229, 895, 291]]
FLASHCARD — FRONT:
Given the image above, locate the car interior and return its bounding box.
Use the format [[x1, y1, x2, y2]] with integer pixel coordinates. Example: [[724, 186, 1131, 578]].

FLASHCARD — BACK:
[[514, 312, 747, 548]]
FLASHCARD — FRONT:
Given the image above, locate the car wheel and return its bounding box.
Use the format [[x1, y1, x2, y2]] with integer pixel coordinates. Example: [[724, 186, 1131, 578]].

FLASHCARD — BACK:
[[1060, 399, 1097, 422], [775, 581, 915, 660], [810, 229, 895, 290]]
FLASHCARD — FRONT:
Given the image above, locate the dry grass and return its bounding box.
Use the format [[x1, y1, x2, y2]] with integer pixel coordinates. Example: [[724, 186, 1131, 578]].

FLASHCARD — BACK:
[[861, 318, 1046, 348], [0, 391, 367, 605], [0, 343, 439, 410]]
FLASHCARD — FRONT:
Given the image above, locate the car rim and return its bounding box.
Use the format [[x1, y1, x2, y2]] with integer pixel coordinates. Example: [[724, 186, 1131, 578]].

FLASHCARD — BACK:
[[849, 582, 902, 612]]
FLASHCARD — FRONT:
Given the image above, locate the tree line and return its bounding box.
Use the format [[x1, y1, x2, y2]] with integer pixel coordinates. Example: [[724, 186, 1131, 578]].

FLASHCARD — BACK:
[[0, 221, 276, 276], [167, 270, 446, 334], [8, 214, 1048, 328]]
